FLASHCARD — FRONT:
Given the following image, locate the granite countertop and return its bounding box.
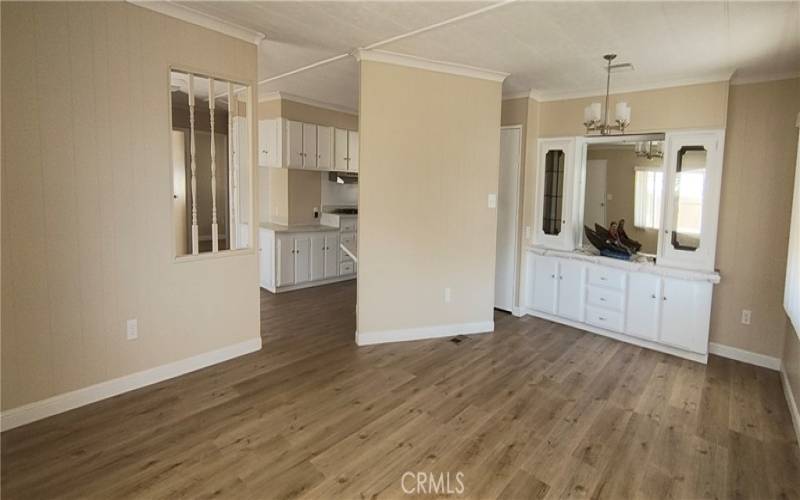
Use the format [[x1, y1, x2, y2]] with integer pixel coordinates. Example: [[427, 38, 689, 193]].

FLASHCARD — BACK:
[[527, 246, 721, 284], [260, 223, 339, 233]]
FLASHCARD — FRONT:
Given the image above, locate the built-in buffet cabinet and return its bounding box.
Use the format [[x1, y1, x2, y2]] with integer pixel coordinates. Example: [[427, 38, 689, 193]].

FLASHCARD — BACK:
[[525, 249, 717, 362], [526, 129, 725, 362], [259, 118, 358, 172]]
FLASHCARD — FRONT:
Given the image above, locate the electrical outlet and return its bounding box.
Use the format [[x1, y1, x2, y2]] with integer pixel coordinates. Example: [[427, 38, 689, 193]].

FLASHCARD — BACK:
[[126, 318, 138, 340], [741, 309, 752, 325], [488, 193, 497, 209], [313, 207, 320, 219], [444, 287, 452, 304]]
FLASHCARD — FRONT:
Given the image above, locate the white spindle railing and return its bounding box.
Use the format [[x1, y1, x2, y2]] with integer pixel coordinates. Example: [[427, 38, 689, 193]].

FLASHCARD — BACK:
[[188, 73, 199, 255], [208, 78, 219, 253], [228, 81, 238, 249]]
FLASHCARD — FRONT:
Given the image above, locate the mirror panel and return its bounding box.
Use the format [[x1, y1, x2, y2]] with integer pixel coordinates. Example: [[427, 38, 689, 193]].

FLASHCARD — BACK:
[[542, 149, 565, 235], [670, 146, 707, 252]]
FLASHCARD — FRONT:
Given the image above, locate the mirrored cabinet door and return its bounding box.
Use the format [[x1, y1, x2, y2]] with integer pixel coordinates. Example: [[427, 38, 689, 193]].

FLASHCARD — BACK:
[[534, 138, 576, 250], [659, 130, 725, 271]]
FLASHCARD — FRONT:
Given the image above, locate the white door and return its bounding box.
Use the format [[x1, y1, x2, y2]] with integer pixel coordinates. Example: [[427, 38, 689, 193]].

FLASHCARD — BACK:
[[348, 130, 359, 171], [495, 127, 521, 311], [625, 273, 661, 340], [276, 233, 295, 286], [317, 126, 334, 170], [556, 259, 584, 321], [531, 255, 558, 314], [294, 236, 311, 284], [658, 278, 712, 354], [334, 128, 349, 171], [302, 123, 317, 169], [310, 233, 325, 281], [584, 159, 607, 228], [324, 233, 339, 278], [286, 120, 304, 168]]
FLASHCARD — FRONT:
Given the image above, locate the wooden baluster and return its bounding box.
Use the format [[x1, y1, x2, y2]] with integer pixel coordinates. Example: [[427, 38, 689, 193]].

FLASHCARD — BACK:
[[209, 78, 219, 253], [188, 73, 199, 255], [228, 82, 237, 249]]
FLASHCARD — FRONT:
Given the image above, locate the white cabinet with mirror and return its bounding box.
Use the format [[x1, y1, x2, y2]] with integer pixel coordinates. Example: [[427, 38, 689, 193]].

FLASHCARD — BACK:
[[526, 129, 724, 363]]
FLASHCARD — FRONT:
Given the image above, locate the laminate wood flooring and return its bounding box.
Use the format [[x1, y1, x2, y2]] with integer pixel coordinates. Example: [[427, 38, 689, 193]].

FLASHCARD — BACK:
[[2, 281, 799, 499]]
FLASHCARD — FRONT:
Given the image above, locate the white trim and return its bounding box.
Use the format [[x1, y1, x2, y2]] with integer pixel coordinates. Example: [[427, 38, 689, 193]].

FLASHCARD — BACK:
[[128, 1, 265, 45], [502, 91, 531, 101], [258, 91, 358, 116], [780, 365, 800, 445], [529, 72, 733, 103], [708, 342, 781, 371], [526, 309, 708, 364], [353, 49, 509, 83], [511, 306, 524, 318], [731, 71, 800, 86], [0, 337, 262, 431], [356, 321, 494, 346]]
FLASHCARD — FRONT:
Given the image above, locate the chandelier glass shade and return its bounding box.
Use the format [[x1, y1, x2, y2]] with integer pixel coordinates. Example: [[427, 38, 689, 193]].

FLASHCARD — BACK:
[[583, 54, 632, 135]]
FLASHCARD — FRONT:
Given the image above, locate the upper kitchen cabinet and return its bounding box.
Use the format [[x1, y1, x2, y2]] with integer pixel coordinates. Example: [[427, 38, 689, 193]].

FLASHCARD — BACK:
[[659, 130, 725, 271], [533, 137, 577, 250], [285, 119, 305, 168], [258, 119, 280, 168], [258, 118, 357, 172], [347, 130, 359, 172], [335, 128, 359, 172], [317, 126, 334, 170]]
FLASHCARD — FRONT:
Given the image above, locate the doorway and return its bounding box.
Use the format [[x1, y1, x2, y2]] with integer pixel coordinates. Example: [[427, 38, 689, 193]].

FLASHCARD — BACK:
[[584, 159, 607, 228], [495, 126, 522, 312]]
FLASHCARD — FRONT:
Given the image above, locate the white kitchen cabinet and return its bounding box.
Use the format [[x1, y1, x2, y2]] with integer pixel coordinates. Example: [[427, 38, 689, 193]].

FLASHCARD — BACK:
[[311, 233, 326, 281], [276, 233, 295, 287], [348, 130, 359, 172], [530, 255, 558, 314], [285, 120, 304, 169], [258, 119, 280, 168], [302, 123, 317, 169], [317, 126, 334, 170], [324, 233, 339, 279], [334, 128, 349, 171], [556, 259, 584, 321], [294, 236, 311, 283], [625, 273, 661, 340], [658, 278, 712, 354], [259, 228, 274, 289]]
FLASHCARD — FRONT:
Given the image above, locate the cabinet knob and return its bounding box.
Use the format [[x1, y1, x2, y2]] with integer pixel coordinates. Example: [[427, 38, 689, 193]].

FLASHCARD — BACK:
[[551, 274, 556, 279], [651, 294, 656, 299], [559, 275, 563, 280], [663, 296, 667, 301]]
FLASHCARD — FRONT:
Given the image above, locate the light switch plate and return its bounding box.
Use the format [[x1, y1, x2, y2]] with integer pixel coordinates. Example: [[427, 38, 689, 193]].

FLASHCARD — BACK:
[[126, 318, 138, 340], [741, 309, 752, 325], [488, 193, 497, 208], [444, 288, 452, 303]]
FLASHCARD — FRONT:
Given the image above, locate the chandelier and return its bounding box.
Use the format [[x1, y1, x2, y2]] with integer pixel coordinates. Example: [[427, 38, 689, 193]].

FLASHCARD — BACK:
[[634, 141, 663, 160], [583, 54, 632, 135]]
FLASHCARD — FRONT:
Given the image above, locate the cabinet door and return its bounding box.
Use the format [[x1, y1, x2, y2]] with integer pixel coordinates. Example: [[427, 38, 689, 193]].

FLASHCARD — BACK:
[[334, 128, 349, 171], [276, 233, 295, 286], [348, 130, 359, 171], [658, 278, 712, 354], [625, 273, 661, 340], [324, 233, 340, 279], [534, 138, 575, 250], [659, 130, 724, 271], [556, 259, 584, 321], [294, 236, 311, 284], [258, 119, 269, 167], [303, 123, 317, 168], [530, 255, 558, 314], [285, 120, 304, 168], [317, 126, 334, 170], [310, 233, 325, 281], [258, 229, 274, 289]]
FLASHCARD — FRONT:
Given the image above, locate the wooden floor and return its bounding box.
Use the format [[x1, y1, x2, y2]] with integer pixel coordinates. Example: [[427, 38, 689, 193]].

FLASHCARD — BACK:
[[2, 280, 799, 499]]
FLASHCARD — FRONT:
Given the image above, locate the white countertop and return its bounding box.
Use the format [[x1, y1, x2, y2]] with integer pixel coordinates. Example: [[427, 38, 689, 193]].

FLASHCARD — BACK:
[[527, 246, 721, 284], [260, 223, 339, 233]]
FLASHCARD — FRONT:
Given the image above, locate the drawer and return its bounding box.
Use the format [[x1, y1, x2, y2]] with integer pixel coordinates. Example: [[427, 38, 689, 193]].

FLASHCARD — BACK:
[[341, 219, 357, 233], [586, 285, 624, 312], [339, 260, 354, 275], [587, 266, 626, 291], [340, 231, 356, 246], [585, 306, 624, 333]]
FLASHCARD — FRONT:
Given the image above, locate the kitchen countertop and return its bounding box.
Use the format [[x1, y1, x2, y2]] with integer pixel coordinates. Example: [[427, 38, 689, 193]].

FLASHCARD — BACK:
[[260, 223, 339, 233]]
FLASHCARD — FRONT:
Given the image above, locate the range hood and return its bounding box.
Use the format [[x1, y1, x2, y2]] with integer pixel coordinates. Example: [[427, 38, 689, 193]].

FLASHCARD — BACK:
[[328, 171, 358, 184]]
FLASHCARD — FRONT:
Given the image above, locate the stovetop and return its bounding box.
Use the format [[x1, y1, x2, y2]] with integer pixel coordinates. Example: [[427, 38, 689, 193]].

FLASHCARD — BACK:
[[329, 208, 358, 215]]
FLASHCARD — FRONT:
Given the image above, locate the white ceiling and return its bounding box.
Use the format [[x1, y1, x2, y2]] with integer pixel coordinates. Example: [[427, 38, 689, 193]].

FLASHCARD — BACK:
[[180, 1, 800, 111]]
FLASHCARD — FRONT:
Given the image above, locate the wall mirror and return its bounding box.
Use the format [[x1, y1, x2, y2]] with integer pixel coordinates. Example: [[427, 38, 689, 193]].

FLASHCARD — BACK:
[[582, 135, 665, 257], [170, 69, 252, 258], [543, 149, 566, 235]]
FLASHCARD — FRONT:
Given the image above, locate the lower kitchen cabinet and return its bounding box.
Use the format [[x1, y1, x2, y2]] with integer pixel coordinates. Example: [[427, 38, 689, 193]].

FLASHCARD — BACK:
[[625, 273, 661, 340], [658, 278, 713, 354]]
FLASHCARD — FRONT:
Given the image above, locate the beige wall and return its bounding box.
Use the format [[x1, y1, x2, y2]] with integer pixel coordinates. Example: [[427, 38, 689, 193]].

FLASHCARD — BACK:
[[586, 148, 662, 253], [358, 60, 502, 335], [258, 98, 358, 224], [712, 78, 800, 357], [0, 2, 260, 410]]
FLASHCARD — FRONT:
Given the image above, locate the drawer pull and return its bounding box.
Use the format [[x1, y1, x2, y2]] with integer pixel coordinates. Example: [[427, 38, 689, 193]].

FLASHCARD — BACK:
[[651, 294, 657, 299], [599, 316, 606, 321], [600, 297, 606, 302]]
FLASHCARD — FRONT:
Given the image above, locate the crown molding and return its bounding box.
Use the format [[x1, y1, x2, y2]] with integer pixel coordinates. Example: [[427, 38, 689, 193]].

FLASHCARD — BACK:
[[530, 71, 734, 102], [128, 1, 265, 45], [259, 91, 358, 115], [730, 70, 800, 86], [353, 49, 509, 83]]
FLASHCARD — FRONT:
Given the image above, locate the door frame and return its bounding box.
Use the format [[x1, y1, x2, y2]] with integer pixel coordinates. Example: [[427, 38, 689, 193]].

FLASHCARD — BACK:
[[497, 125, 524, 313]]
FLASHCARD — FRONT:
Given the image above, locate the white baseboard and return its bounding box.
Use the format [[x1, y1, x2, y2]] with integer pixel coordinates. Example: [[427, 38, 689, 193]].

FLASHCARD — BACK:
[[708, 342, 781, 371], [356, 321, 494, 346], [0, 337, 262, 432], [780, 365, 800, 445], [511, 306, 524, 317]]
